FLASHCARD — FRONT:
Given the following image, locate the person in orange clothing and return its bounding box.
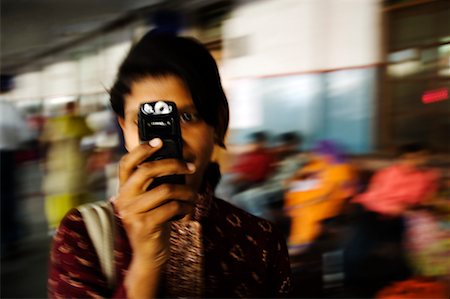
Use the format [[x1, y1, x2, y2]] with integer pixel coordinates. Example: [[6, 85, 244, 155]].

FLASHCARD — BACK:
[[284, 140, 356, 253]]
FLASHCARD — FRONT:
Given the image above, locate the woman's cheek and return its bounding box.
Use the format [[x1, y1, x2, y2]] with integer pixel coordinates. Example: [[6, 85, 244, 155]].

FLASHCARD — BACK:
[[124, 127, 140, 151]]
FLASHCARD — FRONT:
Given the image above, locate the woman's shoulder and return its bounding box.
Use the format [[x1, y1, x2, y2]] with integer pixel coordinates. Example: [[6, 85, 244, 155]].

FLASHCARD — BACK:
[[48, 206, 113, 298], [50, 207, 94, 260], [55, 208, 87, 236]]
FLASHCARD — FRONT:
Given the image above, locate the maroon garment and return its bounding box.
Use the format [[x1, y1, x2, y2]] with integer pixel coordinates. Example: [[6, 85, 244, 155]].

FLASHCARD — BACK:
[[231, 149, 274, 183], [48, 196, 292, 298]]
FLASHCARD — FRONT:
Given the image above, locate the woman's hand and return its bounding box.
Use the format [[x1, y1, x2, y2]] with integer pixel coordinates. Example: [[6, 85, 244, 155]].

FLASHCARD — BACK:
[[114, 138, 196, 297]]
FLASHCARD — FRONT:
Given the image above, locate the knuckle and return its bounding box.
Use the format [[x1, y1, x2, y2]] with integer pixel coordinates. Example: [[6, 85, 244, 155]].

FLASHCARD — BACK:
[[126, 218, 145, 233], [159, 184, 174, 196], [114, 201, 124, 212], [119, 156, 130, 170], [167, 200, 181, 213], [113, 195, 126, 209], [172, 159, 184, 168], [161, 159, 184, 171], [134, 218, 146, 230], [120, 211, 133, 223], [121, 152, 131, 163]]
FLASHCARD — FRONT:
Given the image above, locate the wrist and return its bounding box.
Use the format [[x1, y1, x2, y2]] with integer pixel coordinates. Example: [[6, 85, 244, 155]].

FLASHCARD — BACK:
[[130, 253, 167, 271], [125, 258, 164, 299]]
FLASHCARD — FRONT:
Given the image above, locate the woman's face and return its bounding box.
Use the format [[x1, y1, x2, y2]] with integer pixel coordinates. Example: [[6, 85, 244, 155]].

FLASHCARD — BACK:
[[119, 75, 215, 191]]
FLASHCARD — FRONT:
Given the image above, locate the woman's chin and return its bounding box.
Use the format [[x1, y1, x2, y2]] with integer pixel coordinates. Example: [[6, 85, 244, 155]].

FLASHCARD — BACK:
[[185, 175, 201, 191]]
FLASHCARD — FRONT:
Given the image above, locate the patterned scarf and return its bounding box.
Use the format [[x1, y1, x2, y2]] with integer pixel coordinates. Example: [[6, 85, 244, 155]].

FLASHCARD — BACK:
[[164, 170, 215, 298]]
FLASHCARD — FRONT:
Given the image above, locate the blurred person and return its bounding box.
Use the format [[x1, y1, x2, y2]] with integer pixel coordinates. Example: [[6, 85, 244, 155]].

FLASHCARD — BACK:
[[216, 131, 274, 201], [48, 31, 292, 298], [0, 100, 33, 256], [343, 143, 441, 295], [22, 111, 46, 161], [230, 132, 306, 223], [271, 132, 303, 162], [218, 131, 275, 201], [403, 204, 450, 280], [83, 108, 120, 201], [351, 143, 439, 216], [40, 101, 93, 233], [230, 131, 274, 187], [284, 140, 356, 254]]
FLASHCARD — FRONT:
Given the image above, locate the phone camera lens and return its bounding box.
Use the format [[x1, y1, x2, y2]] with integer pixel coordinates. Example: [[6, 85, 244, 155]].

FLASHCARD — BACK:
[[155, 101, 172, 114], [143, 103, 154, 114]]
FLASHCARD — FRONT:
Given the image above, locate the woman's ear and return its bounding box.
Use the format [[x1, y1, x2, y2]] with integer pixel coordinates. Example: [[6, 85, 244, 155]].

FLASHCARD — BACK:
[[117, 116, 130, 152], [118, 116, 126, 131]]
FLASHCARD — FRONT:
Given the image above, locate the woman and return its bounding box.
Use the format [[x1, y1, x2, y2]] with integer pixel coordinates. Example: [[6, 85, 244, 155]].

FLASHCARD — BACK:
[[40, 101, 92, 232], [284, 140, 356, 253], [48, 31, 292, 298]]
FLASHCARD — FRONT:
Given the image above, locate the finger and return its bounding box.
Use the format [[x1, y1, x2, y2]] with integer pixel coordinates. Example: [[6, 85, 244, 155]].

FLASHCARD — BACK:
[[119, 184, 198, 216], [120, 200, 194, 233], [119, 138, 163, 186], [120, 159, 196, 195], [145, 199, 195, 225]]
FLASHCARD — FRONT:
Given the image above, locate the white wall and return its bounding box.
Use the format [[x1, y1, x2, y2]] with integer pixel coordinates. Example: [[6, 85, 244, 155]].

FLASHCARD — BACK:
[[42, 60, 79, 98], [9, 72, 42, 100], [5, 27, 135, 104], [222, 0, 382, 79]]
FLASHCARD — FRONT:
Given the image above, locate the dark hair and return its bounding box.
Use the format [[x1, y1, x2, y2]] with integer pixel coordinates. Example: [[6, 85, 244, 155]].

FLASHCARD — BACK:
[[248, 131, 268, 143], [278, 132, 302, 146], [109, 31, 229, 148], [397, 142, 428, 156]]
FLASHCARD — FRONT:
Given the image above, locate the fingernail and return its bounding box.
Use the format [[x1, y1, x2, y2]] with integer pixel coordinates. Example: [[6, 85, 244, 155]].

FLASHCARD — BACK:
[[187, 163, 196, 172], [149, 138, 162, 147]]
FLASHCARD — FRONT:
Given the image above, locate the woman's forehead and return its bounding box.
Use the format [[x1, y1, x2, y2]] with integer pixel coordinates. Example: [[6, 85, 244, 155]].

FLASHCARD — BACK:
[[124, 76, 194, 115], [130, 76, 190, 97]]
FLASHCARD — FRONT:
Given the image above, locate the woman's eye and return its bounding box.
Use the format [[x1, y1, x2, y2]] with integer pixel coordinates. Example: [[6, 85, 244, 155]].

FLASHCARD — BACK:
[[180, 112, 199, 123]]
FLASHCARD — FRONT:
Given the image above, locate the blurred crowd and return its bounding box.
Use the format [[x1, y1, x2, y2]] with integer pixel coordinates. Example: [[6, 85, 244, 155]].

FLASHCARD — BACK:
[[1, 101, 449, 298], [218, 131, 449, 298], [1, 100, 122, 247]]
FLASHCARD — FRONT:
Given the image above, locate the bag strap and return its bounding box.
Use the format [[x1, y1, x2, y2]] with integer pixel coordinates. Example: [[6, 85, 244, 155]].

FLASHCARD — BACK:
[[78, 200, 116, 289]]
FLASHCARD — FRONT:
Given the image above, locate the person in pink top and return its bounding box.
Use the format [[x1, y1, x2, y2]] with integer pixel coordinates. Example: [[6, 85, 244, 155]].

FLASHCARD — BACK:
[[343, 143, 441, 296], [352, 143, 439, 216]]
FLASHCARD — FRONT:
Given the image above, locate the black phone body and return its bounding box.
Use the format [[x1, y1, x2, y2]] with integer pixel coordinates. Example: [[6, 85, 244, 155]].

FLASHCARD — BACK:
[[138, 100, 185, 188]]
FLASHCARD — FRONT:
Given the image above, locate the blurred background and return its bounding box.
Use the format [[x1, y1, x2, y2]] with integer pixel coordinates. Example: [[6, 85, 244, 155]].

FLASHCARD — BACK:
[[1, 0, 449, 298]]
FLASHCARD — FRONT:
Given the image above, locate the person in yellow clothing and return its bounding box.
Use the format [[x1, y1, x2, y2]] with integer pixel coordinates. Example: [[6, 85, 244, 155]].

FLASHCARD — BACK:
[[40, 102, 93, 232], [284, 140, 356, 253]]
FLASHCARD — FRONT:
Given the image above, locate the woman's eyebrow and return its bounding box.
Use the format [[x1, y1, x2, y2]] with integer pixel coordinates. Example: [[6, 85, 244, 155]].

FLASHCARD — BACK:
[[177, 104, 197, 111]]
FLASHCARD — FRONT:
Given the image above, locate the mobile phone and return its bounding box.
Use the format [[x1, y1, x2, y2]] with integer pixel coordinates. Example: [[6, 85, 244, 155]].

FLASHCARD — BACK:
[[138, 100, 185, 189]]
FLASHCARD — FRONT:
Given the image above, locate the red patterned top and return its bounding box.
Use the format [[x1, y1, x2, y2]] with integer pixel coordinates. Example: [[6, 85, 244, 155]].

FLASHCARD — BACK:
[[48, 194, 292, 298]]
